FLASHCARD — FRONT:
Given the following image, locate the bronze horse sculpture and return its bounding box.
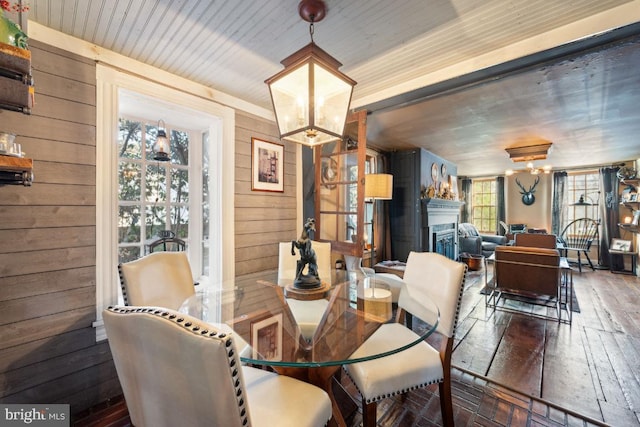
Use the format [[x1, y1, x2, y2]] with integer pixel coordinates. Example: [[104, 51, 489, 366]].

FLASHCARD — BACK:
[[291, 218, 321, 288]]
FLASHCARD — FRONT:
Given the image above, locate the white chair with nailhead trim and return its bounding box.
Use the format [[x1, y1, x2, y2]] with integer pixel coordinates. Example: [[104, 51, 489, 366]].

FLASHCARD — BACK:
[[118, 252, 195, 311], [104, 306, 333, 427], [344, 251, 467, 427]]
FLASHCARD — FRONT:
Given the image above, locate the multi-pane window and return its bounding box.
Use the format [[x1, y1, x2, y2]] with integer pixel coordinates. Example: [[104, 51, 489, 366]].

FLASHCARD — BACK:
[[565, 171, 600, 224], [117, 118, 190, 263], [471, 179, 497, 233]]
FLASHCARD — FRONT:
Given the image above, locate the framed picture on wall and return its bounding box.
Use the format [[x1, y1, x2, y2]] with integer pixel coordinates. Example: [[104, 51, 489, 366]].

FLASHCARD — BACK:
[[251, 137, 284, 192]]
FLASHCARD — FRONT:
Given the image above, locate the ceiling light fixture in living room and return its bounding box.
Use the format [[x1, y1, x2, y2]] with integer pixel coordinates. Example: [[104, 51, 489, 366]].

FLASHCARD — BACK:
[[505, 162, 552, 176], [505, 140, 552, 175], [505, 141, 553, 162]]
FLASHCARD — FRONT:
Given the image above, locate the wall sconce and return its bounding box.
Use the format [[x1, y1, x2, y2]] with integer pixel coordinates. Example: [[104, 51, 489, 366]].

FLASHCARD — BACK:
[[265, 0, 356, 147], [152, 120, 170, 162]]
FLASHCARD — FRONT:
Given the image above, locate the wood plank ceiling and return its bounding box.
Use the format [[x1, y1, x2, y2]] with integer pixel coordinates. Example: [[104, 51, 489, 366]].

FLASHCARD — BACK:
[[25, 0, 640, 176]]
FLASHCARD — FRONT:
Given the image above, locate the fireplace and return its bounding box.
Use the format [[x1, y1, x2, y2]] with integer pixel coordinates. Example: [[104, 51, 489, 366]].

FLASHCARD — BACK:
[[433, 225, 457, 259], [421, 198, 463, 260]]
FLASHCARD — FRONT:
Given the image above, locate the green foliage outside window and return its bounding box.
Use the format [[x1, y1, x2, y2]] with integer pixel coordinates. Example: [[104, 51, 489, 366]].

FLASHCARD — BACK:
[[471, 179, 496, 233], [117, 118, 190, 263]]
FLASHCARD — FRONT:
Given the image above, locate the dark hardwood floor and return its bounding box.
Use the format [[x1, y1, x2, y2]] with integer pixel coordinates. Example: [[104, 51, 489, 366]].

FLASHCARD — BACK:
[[453, 264, 640, 426], [74, 265, 640, 426]]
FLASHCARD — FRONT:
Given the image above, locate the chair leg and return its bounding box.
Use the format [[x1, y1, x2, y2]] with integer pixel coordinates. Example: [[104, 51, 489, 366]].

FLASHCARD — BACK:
[[576, 251, 582, 273], [439, 380, 454, 427], [583, 251, 595, 271], [362, 398, 377, 427]]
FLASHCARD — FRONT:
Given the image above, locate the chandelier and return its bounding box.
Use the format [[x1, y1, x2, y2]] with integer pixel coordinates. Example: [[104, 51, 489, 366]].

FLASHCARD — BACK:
[[506, 162, 552, 176], [505, 141, 552, 175]]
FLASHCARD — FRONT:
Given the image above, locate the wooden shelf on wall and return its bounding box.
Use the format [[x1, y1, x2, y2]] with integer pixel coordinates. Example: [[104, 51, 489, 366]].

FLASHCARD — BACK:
[[0, 155, 33, 186], [0, 42, 34, 114], [619, 223, 640, 234]]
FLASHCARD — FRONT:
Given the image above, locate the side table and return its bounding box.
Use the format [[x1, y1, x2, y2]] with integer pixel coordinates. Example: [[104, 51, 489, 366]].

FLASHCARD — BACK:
[[609, 250, 638, 275], [373, 261, 406, 278]]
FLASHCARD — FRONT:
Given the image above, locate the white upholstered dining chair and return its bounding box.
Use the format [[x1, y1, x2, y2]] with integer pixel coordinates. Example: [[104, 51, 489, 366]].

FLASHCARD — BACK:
[[103, 306, 332, 427], [344, 251, 467, 427], [118, 252, 195, 311]]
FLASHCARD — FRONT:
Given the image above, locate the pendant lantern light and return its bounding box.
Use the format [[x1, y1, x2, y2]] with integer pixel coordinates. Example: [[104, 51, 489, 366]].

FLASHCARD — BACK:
[[265, 0, 356, 147]]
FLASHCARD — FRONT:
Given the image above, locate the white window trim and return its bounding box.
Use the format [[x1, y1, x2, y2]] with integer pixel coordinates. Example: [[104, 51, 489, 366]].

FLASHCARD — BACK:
[[94, 65, 235, 341]]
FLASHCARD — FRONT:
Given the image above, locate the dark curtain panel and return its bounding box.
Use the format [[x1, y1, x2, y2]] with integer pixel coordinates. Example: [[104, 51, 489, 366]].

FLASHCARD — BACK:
[[600, 167, 621, 269], [461, 178, 472, 223], [377, 153, 393, 262], [551, 171, 568, 236], [496, 176, 506, 235]]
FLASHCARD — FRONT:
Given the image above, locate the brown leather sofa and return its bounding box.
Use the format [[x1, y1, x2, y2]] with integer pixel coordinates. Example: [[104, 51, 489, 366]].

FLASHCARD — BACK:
[[486, 245, 568, 323]]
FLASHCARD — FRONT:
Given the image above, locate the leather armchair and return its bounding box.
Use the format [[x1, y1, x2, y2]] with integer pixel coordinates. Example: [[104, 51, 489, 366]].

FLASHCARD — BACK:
[[514, 232, 558, 249], [487, 245, 566, 323], [458, 223, 507, 257]]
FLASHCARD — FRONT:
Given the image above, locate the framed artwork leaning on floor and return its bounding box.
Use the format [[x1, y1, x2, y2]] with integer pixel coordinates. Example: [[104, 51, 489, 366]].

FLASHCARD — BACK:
[[611, 238, 632, 252]]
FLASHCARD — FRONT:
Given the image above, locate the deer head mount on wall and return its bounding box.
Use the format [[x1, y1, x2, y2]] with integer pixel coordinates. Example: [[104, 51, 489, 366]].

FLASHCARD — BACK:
[[515, 176, 540, 206]]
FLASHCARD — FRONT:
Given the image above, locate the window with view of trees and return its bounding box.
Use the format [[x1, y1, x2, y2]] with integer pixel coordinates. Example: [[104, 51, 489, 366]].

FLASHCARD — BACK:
[[471, 179, 497, 233], [117, 118, 191, 264], [95, 68, 232, 342]]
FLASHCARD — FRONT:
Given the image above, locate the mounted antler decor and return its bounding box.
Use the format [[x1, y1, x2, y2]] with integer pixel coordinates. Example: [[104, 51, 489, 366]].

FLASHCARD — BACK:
[[515, 175, 540, 206]]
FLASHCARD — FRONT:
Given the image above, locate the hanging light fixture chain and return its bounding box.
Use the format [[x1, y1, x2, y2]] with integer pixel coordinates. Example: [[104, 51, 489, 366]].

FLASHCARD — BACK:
[[309, 21, 315, 43]]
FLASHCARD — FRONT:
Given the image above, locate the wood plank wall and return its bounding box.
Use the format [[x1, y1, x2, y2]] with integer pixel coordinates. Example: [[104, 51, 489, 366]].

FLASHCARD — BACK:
[[0, 40, 122, 413], [234, 112, 297, 276], [0, 41, 296, 416]]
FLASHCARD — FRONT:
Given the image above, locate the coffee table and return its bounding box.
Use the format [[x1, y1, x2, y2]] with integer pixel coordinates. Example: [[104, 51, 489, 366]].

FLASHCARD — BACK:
[[373, 260, 406, 278]]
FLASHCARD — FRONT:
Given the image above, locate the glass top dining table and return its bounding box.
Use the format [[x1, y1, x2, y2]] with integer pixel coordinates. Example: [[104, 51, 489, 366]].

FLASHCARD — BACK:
[[179, 270, 440, 368], [179, 270, 439, 426]]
